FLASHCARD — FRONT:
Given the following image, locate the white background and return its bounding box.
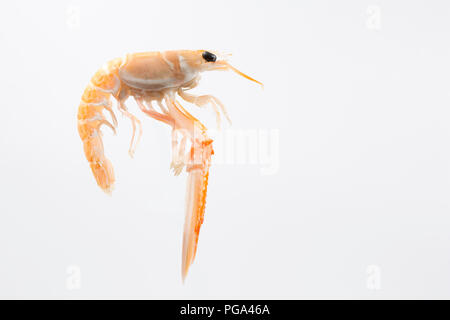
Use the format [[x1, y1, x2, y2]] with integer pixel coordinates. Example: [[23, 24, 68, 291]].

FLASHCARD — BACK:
[[1, 0, 450, 299]]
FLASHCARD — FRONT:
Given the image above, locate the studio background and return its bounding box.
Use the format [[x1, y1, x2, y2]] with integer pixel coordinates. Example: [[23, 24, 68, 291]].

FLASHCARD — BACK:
[[0, 0, 450, 299]]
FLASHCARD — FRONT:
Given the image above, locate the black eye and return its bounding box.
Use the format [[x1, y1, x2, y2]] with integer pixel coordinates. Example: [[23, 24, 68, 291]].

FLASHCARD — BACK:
[[202, 51, 216, 62]]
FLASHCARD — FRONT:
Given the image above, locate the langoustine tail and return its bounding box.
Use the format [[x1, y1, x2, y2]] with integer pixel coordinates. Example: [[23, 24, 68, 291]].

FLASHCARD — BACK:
[[182, 140, 213, 281], [77, 58, 122, 193]]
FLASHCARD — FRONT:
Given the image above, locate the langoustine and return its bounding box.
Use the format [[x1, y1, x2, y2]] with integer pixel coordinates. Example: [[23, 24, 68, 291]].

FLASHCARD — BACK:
[[77, 50, 262, 281]]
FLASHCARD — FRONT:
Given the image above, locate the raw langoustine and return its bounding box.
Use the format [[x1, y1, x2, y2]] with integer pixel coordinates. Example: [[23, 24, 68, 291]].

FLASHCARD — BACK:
[[77, 50, 262, 280]]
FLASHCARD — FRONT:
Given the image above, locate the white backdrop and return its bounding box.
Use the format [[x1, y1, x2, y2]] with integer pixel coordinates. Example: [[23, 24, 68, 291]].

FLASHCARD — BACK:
[[1, 0, 450, 299]]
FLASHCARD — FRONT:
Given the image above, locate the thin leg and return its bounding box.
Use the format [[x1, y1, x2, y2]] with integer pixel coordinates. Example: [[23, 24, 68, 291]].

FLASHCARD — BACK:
[[80, 115, 116, 135], [170, 130, 188, 176], [143, 98, 157, 112], [99, 119, 116, 135], [117, 99, 142, 158], [143, 96, 169, 115], [157, 100, 169, 114], [103, 101, 118, 128], [135, 98, 173, 126], [178, 89, 231, 129]]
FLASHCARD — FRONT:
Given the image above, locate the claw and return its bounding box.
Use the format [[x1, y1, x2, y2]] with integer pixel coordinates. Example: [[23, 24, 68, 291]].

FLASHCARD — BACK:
[[181, 141, 213, 281], [182, 168, 209, 281]]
